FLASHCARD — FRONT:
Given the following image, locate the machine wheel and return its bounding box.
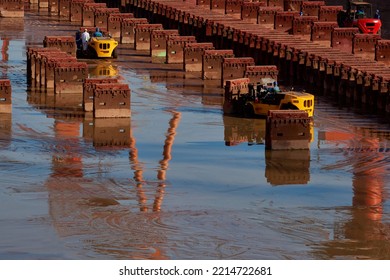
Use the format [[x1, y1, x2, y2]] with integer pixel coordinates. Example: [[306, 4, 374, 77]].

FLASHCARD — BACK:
[[244, 104, 255, 118], [112, 48, 118, 58]]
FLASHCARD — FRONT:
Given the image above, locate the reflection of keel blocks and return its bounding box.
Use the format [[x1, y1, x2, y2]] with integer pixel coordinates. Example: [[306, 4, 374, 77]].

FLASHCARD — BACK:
[[0, 0, 24, 17], [266, 110, 311, 150], [0, 80, 12, 114], [265, 149, 310, 186], [93, 118, 131, 147], [93, 83, 131, 118]]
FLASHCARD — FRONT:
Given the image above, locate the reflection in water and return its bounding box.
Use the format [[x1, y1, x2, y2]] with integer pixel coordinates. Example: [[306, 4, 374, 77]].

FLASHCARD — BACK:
[[265, 149, 310, 186], [25, 64, 177, 258], [129, 110, 181, 212], [51, 120, 83, 178], [89, 62, 119, 78], [0, 113, 11, 149], [223, 115, 266, 146], [1, 37, 9, 62], [1, 38, 9, 78], [4, 9, 390, 259], [45, 113, 173, 259], [315, 132, 390, 259], [83, 117, 132, 149]]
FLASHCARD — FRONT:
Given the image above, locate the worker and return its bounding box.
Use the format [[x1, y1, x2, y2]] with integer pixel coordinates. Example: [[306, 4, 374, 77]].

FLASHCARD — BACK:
[[75, 31, 82, 51], [356, 9, 365, 19], [93, 27, 103, 37], [81, 28, 90, 53], [374, 9, 380, 19], [273, 81, 280, 92]]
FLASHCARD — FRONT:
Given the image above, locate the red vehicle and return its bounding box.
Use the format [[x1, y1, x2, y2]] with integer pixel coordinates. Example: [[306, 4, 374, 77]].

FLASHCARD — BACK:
[[337, 1, 382, 35]]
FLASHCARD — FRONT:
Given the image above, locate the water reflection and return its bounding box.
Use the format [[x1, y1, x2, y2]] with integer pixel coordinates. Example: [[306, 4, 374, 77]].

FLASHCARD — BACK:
[[88, 61, 119, 78], [315, 131, 390, 259], [223, 115, 266, 146], [265, 150, 310, 186], [42, 102, 173, 259], [0, 113, 12, 149], [83, 117, 131, 149], [129, 110, 181, 212], [24, 69, 176, 258], [1, 37, 9, 62]]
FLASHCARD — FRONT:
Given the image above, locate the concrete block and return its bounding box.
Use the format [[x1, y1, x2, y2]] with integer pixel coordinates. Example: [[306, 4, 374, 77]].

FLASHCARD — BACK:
[[265, 110, 311, 150], [166, 36, 197, 64], [202, 49, 235, 80]]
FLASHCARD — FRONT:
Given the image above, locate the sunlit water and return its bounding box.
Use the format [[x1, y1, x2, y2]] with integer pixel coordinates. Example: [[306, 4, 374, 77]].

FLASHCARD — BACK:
[[1, 7, 390, 260]]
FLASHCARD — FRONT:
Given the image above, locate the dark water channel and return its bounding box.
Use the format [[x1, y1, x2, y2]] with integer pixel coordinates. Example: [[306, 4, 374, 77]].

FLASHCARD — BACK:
[[1, 6, 390, 260]]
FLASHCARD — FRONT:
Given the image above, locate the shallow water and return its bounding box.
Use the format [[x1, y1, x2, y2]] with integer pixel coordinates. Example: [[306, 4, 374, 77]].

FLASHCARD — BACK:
[[1, 7, 390, 260]]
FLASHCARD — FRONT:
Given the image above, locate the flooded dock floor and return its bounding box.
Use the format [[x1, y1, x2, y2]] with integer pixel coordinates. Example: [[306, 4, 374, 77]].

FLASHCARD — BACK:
[[1, 7, 390, 260]]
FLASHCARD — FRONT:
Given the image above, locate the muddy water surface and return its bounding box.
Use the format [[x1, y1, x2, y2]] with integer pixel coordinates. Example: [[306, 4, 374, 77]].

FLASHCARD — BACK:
[[1, 7, 390, 260]]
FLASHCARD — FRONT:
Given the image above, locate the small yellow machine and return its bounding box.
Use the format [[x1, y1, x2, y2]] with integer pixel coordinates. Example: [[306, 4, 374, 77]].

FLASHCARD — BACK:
[[76, 30, 118, 59], [224, 78, 315, 118]]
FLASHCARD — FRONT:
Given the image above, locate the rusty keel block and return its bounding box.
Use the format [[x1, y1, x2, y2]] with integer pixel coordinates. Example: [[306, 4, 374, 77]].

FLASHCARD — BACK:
[[70, 0, 93, 22], [331, 27, 359, 53], [59, 0, 71, 18], [134, 24, 163, 51], [284, 0, 303, 12], [265, 110, 311, 150], [241, 2, 266, 23], [221, 57, 255, 87], [166, 36, 197, 64], [43, 36, 77, 57], [292, 16, 318, 37], [210, 0, 225, 12], [267, 0, 284, 8], [82, 2, 106, 27], [94, 7, 120, 31], [223, 77, 251, 114], [0, 0, 24, 17], [274, 11, 300, 33], [83, 78, 119, 112], [54, 62, 88, 94], [225, 0, 244, 15], [375, 40, 390, 66], [0, 79, 12, 114], [311, 21, 338, 46], [184, 42, 215, 72], [93, 83, 131, 118], [108, 13, 134, 40], [121, 18, 148, 44], [150, 29, 179, 57], [318, 5, 343, 22], [48, 0, 59, 14], [244, 65, 279, 84], [300, 1, 325, 16], [224, 77, 250, 96], [353, 33, 381, 60], [202, 49, 235, 80], [44, 56, 78, 88], [258, 6, 283, 27]]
